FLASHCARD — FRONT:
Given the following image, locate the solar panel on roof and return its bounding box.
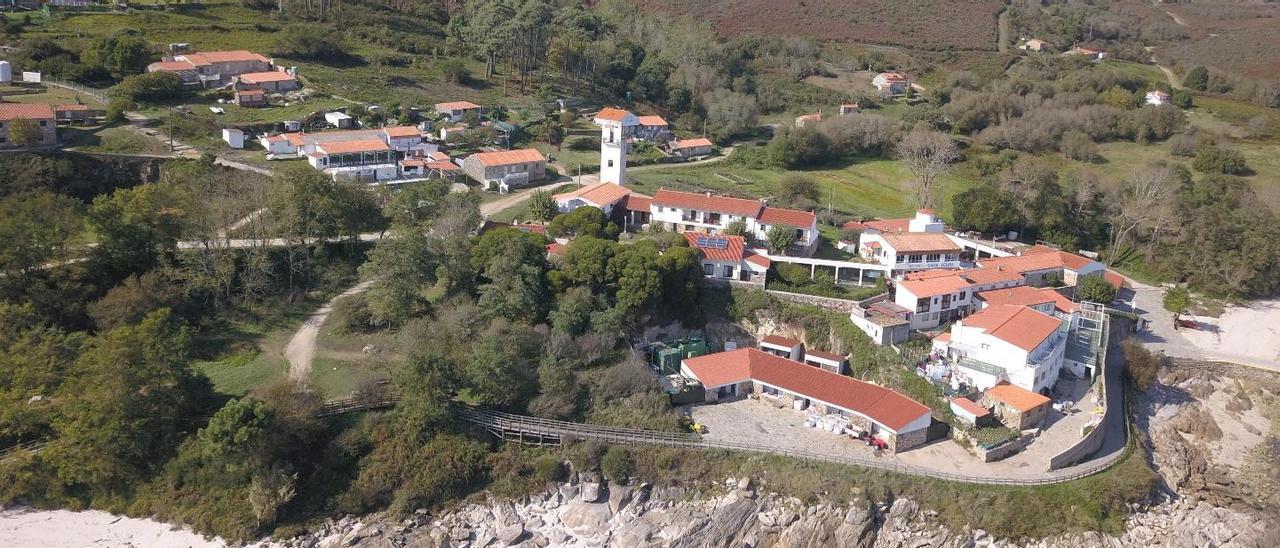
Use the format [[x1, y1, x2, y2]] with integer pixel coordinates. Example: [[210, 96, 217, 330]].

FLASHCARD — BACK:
[[711, 238, 729, 249]]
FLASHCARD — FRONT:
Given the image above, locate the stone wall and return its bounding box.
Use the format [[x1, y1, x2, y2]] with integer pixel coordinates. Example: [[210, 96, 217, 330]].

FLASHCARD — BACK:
[[764, 289, 857, 312], [977, 433, 1036, 462], [892, 426, 928, 453]]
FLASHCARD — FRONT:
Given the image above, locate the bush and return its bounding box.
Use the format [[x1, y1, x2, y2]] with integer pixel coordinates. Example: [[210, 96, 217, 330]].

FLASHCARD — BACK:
[[439, 59, 470, 84], [1120, 338, 1161, 391], [600, 446, 633, 483], [112, 71, 186, 102], [567, 137, 598, 151], [1192, 146, 1247, 175], [597, 354, 653, 400], [1060, 130, 1100, 162], [1183, 66, 1209, 92], [1162, 287, 1191, 314], [105, 98, 133, 124], [1167, 133, 1197, 157], [1076, 275, 1116, 304], [778, 174, 820, 205], [328, 292, 373, 334], [534, 455, 566, 483], [273, 25, 347, 60]]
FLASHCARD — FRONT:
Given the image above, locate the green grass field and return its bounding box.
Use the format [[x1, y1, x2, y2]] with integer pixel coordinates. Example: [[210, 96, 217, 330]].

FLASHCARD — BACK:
[[624, 147, 979, 219], [194, 348, 288, 397], [61, 124, 172, 155], [310, 356, 390, 400]]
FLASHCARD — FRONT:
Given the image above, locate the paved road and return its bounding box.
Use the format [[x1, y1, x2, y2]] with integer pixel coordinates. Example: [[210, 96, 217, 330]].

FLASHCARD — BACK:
[[1120, 286, 1280, 373]]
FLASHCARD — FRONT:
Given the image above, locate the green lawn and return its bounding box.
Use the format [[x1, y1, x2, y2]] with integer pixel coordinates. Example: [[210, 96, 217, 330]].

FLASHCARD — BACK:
[[194, 348, 288, 397], [61, 124, 171, 155], [624, 147, 979, 219], [310, 356, 390, 400]]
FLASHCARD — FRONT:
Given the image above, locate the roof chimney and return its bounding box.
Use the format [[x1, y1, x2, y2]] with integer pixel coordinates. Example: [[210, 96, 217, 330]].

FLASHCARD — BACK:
[[705, 191, 712, 197]]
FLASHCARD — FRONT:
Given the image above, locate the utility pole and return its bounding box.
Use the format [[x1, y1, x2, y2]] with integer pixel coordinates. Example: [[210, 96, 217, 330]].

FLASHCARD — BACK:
[[577, 163, 581, 188], [168, 106, 174, 152]]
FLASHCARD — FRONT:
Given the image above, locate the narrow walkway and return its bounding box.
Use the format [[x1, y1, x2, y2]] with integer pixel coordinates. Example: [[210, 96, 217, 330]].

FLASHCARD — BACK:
[[283, 280, 375, 381]]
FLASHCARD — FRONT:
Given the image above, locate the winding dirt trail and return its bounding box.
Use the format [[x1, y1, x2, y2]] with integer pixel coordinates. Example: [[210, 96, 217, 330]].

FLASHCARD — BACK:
[[283, 280, 375, 380]]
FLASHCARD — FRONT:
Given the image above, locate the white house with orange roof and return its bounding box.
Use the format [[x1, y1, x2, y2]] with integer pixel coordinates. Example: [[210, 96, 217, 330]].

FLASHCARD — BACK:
[[648, 189, 820, 254], [860, 231, 964, 273], [976, 244, 1105, 288], [891, 268, 1026, 330], [669, 137, 715, 158], [147, 50, 273, 88], [1145, 90, 1172, 106], [258, 127, 436, 160], [235, 70, 298, 93], [306, 139, 398, 181], [634, 114, 670, 141], [841, 209, 945, 252], [434, 101, 482, 123], [939, 304, 1068, 394], [594, 107, 639, 185], [461, 148, 547, 192], [872, 72, 910, 94], [0, 103, 57, 148], [683, 233, 771, 285], [679, 348, 933, 452], [553, 182, 636, 216]]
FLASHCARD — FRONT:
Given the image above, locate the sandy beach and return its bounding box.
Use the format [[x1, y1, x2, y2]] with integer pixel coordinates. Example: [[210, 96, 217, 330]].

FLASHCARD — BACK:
[[0, 507, 236, 548]]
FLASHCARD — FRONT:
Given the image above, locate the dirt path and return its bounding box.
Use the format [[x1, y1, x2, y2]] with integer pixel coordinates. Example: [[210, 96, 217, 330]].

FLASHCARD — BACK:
[[1155, 1, 1189, 27], [1157, 63, 1184, 90], [283, 281, 375, 381]]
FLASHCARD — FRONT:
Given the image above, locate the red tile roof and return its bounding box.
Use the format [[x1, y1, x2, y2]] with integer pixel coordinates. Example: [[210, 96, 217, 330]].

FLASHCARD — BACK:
[[653, 189, 763, 217], [878, 72, 909, 82], [897, 273, 976, 299], [425, 160, 461, 172], [951, 397, 990, 417], [468, 148, 545, 166], [239, 71, 295, 83], [879, 233, 960, 253], [976, 286, 1078, 314], [961, 305, 1062, 352], [760, 335, 802, 349], [553, 182, 632, 208], [985, 381, 1051, 413], [436, 101, 481, 111], [671, 137, 714, 150], [621, 193, 652, 213], [546, 242, 566, 256], [744, 252, 771, 268], [149, 60, 196, 71], [55, 104, 94, 111], [684, 232, 747, 263], [980, 245, 1100, 276], [0, 103, 55, 121], [595, 107, 634, 122], [637, 115, 668, 126], [682, 349, 931, 432], [317, 139, 391, 154], [758, 206, 816, 228], [383, 126, 422, 138], [182, 50, 270, 65], [844, 218, 912, 233]]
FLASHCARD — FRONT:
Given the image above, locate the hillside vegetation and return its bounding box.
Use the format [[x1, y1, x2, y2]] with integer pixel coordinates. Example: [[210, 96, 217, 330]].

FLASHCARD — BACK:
[[632, 0, 1003, 51]]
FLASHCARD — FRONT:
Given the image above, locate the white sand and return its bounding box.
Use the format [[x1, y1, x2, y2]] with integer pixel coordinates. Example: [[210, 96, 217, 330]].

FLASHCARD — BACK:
[[1180, 299, 1280, 368], [0, 507, 239, 548]]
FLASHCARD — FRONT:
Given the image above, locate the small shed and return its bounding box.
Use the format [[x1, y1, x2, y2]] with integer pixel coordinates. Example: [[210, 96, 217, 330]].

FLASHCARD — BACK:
[[222, 128, 245, 149], [325, 111, 353, 128]]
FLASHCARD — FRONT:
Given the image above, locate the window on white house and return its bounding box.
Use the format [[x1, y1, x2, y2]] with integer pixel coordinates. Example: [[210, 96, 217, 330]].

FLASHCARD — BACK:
[[607, 160, 614, 167], [762, 385, 779, 396], [722, 265, 733, 278], [703, 264, 713, 275]]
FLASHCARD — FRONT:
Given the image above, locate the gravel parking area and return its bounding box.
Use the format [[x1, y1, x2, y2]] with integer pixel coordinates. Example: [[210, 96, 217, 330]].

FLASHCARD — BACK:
[[687, 382, 1107, 480]]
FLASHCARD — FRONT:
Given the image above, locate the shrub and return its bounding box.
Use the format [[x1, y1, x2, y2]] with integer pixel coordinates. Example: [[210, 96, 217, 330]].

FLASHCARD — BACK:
[[1183, 66, 1209, 92], [1060, 130, 1100, 162], [534, 455, 566, 483], [600, 446, 633, 483], [1120, 338, 1160, 391], [273, 25, 347, 60], [1162, 287, 1191, 314], [1192, 146, 1247, 175], [329, 292, 373, 334], [1167, 133, 1197, 157], [1076, 275, 1116, 304], [112, 71, 186, 102], [439, 59, 470, 84], [567, 137, 598, 151], [778, 174, 820, 205], [597, 354, 653, 400]]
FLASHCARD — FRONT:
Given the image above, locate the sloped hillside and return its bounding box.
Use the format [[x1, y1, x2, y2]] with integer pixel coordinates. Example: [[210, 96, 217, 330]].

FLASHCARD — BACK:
[[631, 0, 1002, 51]]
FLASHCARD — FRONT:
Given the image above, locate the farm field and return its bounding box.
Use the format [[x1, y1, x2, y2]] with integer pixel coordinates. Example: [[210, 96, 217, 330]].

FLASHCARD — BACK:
[[1159, 2, 1280, 79]]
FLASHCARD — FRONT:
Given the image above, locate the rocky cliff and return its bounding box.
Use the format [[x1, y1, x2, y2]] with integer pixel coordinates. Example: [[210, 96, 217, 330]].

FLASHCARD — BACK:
[[280, 361, 1276, 548]]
